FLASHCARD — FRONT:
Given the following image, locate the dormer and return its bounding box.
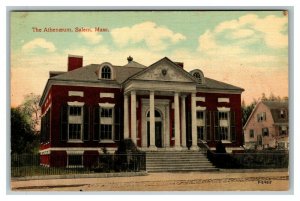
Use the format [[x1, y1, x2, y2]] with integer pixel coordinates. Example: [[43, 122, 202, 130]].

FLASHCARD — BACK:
[[190, 69, 205, 85], [98, 63, 115, 80]]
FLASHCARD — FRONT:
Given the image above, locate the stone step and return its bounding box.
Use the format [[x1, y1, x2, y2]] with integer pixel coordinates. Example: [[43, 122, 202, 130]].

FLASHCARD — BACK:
[[147, 167, 219, 172], [147, 163, 214, 168], [145, 151, 217, 172]]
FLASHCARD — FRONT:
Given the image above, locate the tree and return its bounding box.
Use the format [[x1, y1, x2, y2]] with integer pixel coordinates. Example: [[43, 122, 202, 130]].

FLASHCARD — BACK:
[[19, 93, 41, 133], [242, 98, 257, 126], [11, 108, 39, 154]]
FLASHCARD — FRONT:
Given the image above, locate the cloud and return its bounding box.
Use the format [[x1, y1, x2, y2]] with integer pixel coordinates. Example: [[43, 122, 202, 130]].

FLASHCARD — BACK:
[[213, 14, 288, 48], [22, 38, 56, 53], [111, 21, 186, 51], [78, 31, 103, 44]]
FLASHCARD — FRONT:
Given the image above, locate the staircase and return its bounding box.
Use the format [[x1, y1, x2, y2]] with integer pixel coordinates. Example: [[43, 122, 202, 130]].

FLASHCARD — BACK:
[[145, 151, 218, 172]]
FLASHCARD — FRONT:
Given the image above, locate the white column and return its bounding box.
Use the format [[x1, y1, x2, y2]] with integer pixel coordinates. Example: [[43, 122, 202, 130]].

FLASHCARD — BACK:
[[130, 91, 137, 145], [181, 95, 187, 149], [149, 91, 156, 150], [190, 93, 198, 150], [174, 92, 181, 149], [165, 104, 170, 148], [123, 94, 129, 139]]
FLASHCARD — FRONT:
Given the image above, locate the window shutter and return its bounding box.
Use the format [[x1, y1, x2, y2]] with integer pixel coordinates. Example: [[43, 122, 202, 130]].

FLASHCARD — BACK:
[[214, 111, 220, 141], [114, 106, 121, 141], [83, 105, 90, 141], [93, 106, 100, 141], [206, 111, 211, 141], [60, 104, 68, 141], [230, 111, 236, 141]]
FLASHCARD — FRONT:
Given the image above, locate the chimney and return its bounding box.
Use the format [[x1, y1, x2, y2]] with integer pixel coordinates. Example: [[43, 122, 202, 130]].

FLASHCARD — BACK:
[[175, 62, 184, 68], [68, 55, 83, 71]]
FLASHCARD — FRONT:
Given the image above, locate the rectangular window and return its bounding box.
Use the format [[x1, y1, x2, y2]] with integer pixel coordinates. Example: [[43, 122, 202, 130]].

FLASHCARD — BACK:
[[69, 106, 82, 116], [280, 110, 286, 119], [219, 112, 228, 120], [69, 124, 82, 140], [99, 107, 114, 141], [262, 128, 269, 136], [249, 129, 254, 138], [100, 124, 112, 140], [68, 155, 83, 167], [197, 126, 205, 140], [220, 127, 229, 140], [100, 108, 113, 118], [279, 126, 287, 135], [68, 105, 83, 142], [197, 111, 204, 119], [218, 111, 230, 140]]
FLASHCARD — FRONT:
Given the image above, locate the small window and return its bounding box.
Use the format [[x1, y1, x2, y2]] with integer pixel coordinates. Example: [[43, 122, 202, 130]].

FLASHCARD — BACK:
[[262, 128, 269, 136], [220, 127, 229, 140], [193, 72, 202, 83], [197, 111, 204, 119], [100, 124, 112, 140], [197, 126, 205, 140], [69, 124, 82, 140], [279, 126, 287, 135], [68, 155, 83, 167], [249, 129, 254, 138], [280, 110, 286, 119], [100, 108, 113, 118], [219, 112, 228, 120], [69, 106, 82, 116], [101, 66, 111, 79]]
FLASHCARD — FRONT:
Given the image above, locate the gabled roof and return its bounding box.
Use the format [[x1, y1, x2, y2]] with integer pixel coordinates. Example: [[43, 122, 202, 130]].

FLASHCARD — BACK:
[[40, 56, 245, 106], [262, 101, 289, 124], [125, 57, 199, 83], [243, 100, 289, 129]]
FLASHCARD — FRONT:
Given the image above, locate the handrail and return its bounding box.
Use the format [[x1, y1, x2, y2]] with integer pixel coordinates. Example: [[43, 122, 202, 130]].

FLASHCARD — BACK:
[[198, 140, 211, 155]]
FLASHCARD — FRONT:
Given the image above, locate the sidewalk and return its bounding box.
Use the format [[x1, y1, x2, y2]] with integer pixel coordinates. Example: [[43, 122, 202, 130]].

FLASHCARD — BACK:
[[10, 170, 289, 192]]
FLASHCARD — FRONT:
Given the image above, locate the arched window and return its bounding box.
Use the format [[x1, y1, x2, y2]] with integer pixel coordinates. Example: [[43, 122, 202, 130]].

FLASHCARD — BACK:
[[147, 110, 161, 118], [193, 72, 202, 83], [101, 66, 111, 79], [190, 69, 205, 84]]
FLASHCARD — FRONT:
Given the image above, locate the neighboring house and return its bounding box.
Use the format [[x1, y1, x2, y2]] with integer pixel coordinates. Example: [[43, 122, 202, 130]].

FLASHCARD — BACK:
[[243, 101, 289, 150], [39, 55, 244, 167]]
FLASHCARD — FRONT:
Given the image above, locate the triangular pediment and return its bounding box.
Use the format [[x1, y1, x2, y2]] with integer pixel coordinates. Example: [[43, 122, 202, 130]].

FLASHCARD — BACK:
[[130, 57, 197, 83]]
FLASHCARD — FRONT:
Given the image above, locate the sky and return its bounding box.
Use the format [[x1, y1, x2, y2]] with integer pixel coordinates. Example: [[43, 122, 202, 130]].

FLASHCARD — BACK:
[[10, 11, 289, 107]]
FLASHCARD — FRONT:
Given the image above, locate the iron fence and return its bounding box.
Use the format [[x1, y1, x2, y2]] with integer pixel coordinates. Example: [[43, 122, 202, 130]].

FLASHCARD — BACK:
[[11, 153, 146, 177]]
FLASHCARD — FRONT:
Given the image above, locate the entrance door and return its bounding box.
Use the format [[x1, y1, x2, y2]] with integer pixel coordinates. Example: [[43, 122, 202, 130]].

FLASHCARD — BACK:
[[155, 122, 162, 147], [146, 109, 163, 148]]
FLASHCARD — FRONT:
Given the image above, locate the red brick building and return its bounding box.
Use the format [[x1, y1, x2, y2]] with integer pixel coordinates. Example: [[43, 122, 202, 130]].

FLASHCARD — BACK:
[[39, 55, 244, 167]]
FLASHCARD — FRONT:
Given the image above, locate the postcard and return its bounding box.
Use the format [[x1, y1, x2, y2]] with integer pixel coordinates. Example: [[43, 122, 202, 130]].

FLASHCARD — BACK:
[[10, 10, 289, 192]]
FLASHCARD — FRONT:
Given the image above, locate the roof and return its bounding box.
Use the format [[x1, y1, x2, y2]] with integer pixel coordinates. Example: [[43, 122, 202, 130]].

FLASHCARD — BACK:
[[262, 101, 289, 124], [50, 64, 144, 84], [40, 57, 244, 106], [123, 60, 146, 68], [243, 100, 289, 129], [201, 77, 244, 91]]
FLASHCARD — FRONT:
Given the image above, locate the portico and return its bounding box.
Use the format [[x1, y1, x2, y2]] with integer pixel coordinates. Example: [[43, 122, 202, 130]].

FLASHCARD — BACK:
[[123, 89, 198, 151]]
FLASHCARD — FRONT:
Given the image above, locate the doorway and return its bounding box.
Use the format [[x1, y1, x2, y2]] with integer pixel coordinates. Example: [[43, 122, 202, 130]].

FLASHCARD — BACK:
[[147, 110, 163, 148]]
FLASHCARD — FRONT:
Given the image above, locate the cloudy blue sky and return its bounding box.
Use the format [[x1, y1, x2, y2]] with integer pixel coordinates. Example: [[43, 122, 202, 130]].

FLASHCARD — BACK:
[[10, 11, 288, 106]]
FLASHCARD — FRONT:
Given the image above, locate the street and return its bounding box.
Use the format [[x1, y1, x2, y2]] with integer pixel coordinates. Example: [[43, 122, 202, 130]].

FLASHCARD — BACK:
[[11, 170, 289, 191]]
